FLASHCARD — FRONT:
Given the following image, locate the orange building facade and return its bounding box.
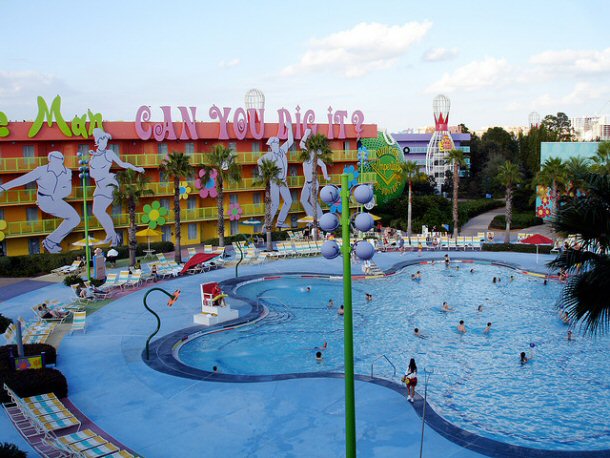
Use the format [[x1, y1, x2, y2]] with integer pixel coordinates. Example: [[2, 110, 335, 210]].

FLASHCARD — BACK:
[[0, 114, 377, 256]]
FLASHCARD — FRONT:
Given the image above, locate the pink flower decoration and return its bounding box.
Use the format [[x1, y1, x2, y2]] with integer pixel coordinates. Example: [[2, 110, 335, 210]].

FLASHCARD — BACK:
[[229, 203, 243, 221], [195, 169, 218, 198]]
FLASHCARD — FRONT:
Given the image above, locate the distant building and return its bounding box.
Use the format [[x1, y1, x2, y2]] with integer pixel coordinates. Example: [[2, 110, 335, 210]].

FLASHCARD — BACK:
[[570, 115, 610, 141]]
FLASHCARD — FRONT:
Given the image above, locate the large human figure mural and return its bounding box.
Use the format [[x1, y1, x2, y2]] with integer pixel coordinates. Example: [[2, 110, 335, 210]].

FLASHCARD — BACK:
[[299, 128, 329, 219], [0, 151, 79, 253], [89, 128, 144, 245], [257, 122, 293, 228]]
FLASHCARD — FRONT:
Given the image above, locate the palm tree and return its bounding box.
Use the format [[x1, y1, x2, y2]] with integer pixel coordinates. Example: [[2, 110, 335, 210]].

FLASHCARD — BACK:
[[113, 170, 153, 266], [445, 149, 467, 239], [496, 161, 523, 244], [201, 144, 242, 247], [535, 157, 567, 217], [591, 140, 610, 175], [565, 156, 591, 197], [299, 133, 333, 240], [255, 159, 283, 251], [399, 161, 426, 237], [161, 152, 194, 262], [549, 172, 610, 334]]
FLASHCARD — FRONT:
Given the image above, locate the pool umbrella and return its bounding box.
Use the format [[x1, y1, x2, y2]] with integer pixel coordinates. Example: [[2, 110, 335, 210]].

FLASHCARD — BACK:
[[136, 227, 163, 252], [72, 236, 104, 247], [520, 234, 554, 264]]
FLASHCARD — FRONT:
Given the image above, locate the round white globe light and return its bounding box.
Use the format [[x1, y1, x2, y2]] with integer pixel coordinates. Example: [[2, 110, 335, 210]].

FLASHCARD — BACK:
[[354, 240, 375, 260], [319, 213, 340, 232], [354, 213, 374, 232], [353, 185, 374, 205], [321, 240, 341, 259], [320, 185, 340, 205]]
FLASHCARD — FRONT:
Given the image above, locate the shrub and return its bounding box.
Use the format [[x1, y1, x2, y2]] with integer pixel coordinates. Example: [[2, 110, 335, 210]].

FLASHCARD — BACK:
[[0, 368, 67, 404], [0, 314, 12, 334], [202, 231, 289, 247], [482, 243, 553, 254], [0, 344, 58, 370], [63, 274, 84, 287], [0, 443, 27, 458], [489, 213, 543, 230], [90, 278, 105, 287]]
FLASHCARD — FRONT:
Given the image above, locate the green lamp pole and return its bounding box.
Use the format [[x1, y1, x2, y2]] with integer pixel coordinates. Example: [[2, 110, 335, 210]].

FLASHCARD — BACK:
[[144, 287, 181, 360], [78, 152, 92, 281], [340, 173, 357, 457]]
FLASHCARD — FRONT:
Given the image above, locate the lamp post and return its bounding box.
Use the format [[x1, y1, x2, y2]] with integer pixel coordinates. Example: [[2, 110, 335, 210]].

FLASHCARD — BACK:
[[143, 287, 181, 360], [319, 175, 376, 458], [77, 151, 91, 281]]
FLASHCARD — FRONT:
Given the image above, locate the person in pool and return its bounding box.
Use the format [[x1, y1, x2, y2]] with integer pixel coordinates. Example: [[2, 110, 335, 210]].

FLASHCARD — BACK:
[[457, 320, 467, 333], [413, 327, 427, 339], [567, 330, 573, 341], [316, 351, 323, 361], [305, 286, 311, 292], [414, 271, 422, 279], [338, 305, 344, 316], [470, 268, 475, 273], [327, 299, 334, 308], [442, 301, 454, 312], [477, 304, 484, 312], [520, 352, 529, 364], [561, 311, 570, 324], [365, 293, 373, 302], [492, 277, 497, 284], [402, 358, 418, 402], [444, 254, 450, 266], [483, 322, 492, 333]]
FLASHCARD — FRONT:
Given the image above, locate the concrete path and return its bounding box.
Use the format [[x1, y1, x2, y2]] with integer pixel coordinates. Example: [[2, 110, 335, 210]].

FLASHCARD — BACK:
[[460, 207, 504, 236]]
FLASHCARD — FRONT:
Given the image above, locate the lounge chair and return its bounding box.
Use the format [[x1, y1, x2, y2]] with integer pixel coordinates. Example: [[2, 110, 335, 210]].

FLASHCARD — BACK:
[[124, 271, 142, 288], [114, 270, 131, 289], [187, 247, 198, 259], [71, 311, 87, 334]]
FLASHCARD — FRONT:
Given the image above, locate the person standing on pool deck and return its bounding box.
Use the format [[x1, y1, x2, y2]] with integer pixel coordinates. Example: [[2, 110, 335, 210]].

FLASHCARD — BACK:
[[402, 358, 418, 402]]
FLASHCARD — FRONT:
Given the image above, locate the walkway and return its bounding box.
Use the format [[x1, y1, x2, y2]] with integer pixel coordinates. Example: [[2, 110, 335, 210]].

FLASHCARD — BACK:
[[0, 251, 558, 457]]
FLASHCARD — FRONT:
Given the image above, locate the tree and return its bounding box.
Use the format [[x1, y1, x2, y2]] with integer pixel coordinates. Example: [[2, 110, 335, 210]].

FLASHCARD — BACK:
[[445, 149, 467, 238], [113, 169, 153, 266], [591, 140, 610, 175], [161, 152, 194, 262], [399, 161, 426, 237], [549, 172, 610, 334], [565, 156, 591, 195], [201, 145, 242, 248], [255, 159, 283, 251], [496, 161, 523, 243], [541, 112, 574, 142], [535, 157, 567, 217], [299, 133, 333, 240]]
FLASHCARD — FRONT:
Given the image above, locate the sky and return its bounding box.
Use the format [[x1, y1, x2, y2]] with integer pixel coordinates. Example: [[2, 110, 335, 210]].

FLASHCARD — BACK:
[[1, 0, 609, 132]]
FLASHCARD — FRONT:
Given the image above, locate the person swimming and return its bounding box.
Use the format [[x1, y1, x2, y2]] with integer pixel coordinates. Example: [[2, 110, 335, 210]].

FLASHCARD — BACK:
[[483, 322, 492, 333], [493, 277, 497, 284], [338, 305, 344, 316], [457, 320, 467, 333], [316, 351, 323, 361], [442, 301, 454, 312], [327, 299, 334, 308], [470, 268, 475, 273], [567, 330, 573, 341], [413, 327, 427, 339], [520, 352, 528, 364], [414, 271, 422, 279], [306, 286, 311, 292], [365, 293, 373, 302], [477, 305, 484, 312], [562, 311, 570, 324]]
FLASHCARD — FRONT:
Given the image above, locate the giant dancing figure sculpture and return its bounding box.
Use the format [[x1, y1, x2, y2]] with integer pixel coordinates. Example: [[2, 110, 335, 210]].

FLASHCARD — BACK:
[[89, 128, 144, 245], [0, 151, 80, 253], [299, 128, 329, 220], [257, 122, 293, 228]]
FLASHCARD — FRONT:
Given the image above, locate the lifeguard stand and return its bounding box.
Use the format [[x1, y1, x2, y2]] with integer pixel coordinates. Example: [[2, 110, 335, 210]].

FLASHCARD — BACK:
[[193, 282, 239, 326]]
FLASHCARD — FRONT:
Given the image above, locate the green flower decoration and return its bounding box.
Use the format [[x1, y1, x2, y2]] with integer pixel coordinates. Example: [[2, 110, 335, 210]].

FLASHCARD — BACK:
[[142, 201, 168, 229]]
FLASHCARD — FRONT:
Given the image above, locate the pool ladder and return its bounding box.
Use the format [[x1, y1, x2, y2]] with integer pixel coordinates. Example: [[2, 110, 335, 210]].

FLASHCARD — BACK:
[[370, 354, 397, 378]]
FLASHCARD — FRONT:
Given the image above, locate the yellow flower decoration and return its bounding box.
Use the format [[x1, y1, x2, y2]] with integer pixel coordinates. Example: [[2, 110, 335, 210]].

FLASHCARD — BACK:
[[0, 219, 6, 242], [179, 181, 191, 200]]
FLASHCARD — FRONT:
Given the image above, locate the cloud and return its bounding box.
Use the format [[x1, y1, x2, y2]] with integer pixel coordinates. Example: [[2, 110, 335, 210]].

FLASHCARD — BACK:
[[422, 47, 459, 62], [529, 47, 610, 75], [218, 58, 240, 69], [0, 71, 64, 99], [281, 21, 432, 78], [425, 58, 512, 93]]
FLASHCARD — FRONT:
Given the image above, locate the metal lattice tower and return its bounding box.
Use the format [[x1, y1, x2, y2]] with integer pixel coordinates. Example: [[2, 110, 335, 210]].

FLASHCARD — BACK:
[[425, 94, 455, 191], [245, 88, 265, 110], [528, 111, 540, 128]]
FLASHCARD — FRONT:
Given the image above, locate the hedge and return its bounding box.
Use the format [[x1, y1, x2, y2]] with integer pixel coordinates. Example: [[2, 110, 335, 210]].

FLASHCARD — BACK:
[[489, 213, 544, 230], [0, 368, 67, 404], [482, 243, 553, 254], [202, 231, 290, 247], [0, 443, 27, 458], [0, 344, 58, 370], [0, 241, 174, 277]]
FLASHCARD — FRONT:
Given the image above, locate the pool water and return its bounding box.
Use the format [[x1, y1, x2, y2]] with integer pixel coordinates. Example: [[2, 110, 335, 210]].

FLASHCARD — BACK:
[[178, 262, 610, 451]]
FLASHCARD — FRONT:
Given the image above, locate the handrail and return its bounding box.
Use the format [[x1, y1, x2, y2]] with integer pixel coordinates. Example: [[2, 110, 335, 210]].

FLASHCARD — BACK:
[[370, 354, 397, 378]]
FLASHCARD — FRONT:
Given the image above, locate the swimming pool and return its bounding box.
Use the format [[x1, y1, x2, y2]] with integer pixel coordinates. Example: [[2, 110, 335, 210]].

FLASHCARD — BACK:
[[178, 262, 610, 451]]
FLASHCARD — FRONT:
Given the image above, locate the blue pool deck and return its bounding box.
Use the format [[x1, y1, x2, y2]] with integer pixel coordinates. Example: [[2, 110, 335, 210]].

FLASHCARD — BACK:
[[0, 251, 564, 457]]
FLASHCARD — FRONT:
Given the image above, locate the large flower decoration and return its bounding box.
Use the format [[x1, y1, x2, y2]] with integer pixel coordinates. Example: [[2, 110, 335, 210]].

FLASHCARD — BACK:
[[229, 203, 243, 221], [0, 219, 6, 242], [179, 181, 191, 200], [343, 165, 359, 189], [536, 205, 551, 219], [195, 169, 218, 199], [142, 201, 168, 229]]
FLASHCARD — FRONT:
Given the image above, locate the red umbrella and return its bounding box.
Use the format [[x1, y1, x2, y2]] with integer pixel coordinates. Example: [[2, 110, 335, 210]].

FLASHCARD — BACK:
[[520, 234, 554, 263]]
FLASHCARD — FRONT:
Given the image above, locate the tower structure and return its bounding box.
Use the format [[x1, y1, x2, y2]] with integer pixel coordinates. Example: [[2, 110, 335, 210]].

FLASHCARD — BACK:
[[528, 111, 540, 128], [425, 94, 455, 191], [245, 88, 265, 123]]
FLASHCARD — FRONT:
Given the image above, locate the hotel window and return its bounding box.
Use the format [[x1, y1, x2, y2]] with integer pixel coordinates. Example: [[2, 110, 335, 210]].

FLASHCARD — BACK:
[[229, 194, 239, 205], [252, 167, 261, 180], [78, 144, 89, 156], [23, 145, 35, 165], [116, 230, 125, 246], [230, 220, 239, 235], [185, 143, 195, 155], [290, 215, 298, 228], [26, 207, 39, 222], [162, 225, 172, 242], [160, 171, 168, 183], [28, 238, 40, 255], [253, 192, 262, 205], [188, 223, 197, 240], [187, 197, 197, 210], [158, 143, 168, 156], [0, 209, 4, 220], [289, 166, 297, 177], [112, 203, 122, 215], [109, 144, 120, 154], [343, 141, 351, 152], [252, 142, 260, 153], [228, 142, 237, 152]]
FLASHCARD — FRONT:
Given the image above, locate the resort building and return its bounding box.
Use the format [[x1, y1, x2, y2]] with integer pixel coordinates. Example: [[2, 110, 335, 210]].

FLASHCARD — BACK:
[[0, 108, 377, 256]]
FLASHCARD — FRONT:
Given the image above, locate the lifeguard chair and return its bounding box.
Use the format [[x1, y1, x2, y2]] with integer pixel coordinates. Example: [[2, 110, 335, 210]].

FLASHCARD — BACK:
[[193, 282, 239, 326]]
